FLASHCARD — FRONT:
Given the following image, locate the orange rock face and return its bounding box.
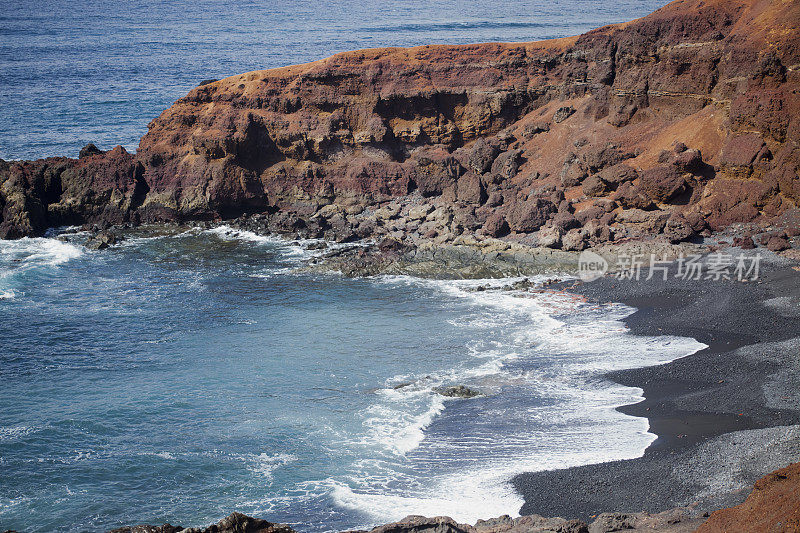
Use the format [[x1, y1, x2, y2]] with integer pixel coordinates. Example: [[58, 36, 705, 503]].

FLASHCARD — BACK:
[[696, 462, 800, 533], [1, 0, 799, 242]]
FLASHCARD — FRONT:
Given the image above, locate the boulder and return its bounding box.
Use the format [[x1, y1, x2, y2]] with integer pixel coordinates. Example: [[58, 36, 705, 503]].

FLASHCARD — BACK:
[[732, 235, 756, 249], [78, 143, 104, 158], [490, 149, 524, 182], [639, 166, 687, 203], [552, 106, 575, 123], [84, 230, 119, 250], [467, 138, 503, 174], [537, 226, 563, 248], [721, 133, 766, 168], [663, 215, 695, 243], [767, 235, 791, 251], [482, 213, 510, 238], [582, 175, 609, 197], [561, 228, 587, 251], [507, 198, 557, 233]]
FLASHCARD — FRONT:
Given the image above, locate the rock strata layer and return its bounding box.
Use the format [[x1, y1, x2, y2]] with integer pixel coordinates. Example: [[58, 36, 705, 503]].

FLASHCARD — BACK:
[[2, 0, 800, 250]]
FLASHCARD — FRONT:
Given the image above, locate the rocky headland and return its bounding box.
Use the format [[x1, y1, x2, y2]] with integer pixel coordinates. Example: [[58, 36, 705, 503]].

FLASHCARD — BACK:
[[2, 0, 799, 264]]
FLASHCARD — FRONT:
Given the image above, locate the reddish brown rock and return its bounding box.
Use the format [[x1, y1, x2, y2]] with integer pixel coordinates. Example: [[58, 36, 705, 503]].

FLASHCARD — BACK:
[[1, 0, 799, 243], [639, 166, 687, 203], [720, 133, 766, 168], [733, 235, 756, 249], [767, 235, 792, 252], [696, 462, 800, 533], [507, 198, 558, 233]]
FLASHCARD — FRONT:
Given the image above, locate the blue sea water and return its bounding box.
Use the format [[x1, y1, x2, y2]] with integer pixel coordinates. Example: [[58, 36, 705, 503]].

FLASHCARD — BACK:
[[0, 1, 698, 531], [0, 0, 666, 161], [0, 228, 705, 532]]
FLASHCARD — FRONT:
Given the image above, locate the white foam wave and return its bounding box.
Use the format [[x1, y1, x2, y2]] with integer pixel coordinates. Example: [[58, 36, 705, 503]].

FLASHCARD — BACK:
[[363, 392, 446, 455], [331, 274, 707, 525], [0, 237, 84, 267], [0, 237, 84, 299], [240, 452, 298, 480]]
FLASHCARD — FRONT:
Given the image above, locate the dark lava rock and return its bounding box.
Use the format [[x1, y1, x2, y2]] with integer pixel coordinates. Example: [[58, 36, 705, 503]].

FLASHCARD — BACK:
[[508, 198, 557, 233], [482, 213, 510, 238], [435, 385, 481, 398], [85, 230, 119, 250], [553, 106, 575, 123], [109, 512, 295, 533], [79, 143, 104, 158]]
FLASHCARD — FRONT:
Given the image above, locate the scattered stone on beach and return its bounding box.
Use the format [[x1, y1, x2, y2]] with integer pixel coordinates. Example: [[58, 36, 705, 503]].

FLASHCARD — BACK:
[[434, 385, 481, 398], [766, 235, 791, 252], [732, 235, 756, 249]]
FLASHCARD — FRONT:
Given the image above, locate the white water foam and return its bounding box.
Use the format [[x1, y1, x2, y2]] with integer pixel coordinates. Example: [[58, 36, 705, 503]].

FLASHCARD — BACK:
[[240, 452, 298, 481], [0, 236, 84, 266], [0, 237, 85, 299], [207, 224, 371, 265], [327, 275, 707, 526]]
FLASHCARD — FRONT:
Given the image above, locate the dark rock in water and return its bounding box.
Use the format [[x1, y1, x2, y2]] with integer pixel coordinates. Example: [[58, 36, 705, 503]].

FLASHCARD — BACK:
[[306, 241, 328, 250], [85, 230, 119, 250], [435, 385, 481, 398], [79, 143, 104, 158], [109, 512, 295, 533], [393, 382, 412, 390]]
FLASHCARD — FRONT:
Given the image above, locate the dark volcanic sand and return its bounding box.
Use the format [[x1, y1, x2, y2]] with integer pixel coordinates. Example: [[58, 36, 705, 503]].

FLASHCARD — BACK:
[[512, 252, 800, 521]]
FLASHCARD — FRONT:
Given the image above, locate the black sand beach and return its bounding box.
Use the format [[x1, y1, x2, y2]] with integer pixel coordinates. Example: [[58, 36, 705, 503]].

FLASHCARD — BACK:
[[512, 251, 800, 520]]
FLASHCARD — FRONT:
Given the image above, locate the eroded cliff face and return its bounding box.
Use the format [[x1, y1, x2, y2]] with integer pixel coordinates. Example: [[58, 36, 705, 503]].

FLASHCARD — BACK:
[[1, 0, 799, 247]]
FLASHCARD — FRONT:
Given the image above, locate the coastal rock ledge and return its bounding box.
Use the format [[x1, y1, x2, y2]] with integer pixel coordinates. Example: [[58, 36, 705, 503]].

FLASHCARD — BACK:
[[2, 0, 800, 250]]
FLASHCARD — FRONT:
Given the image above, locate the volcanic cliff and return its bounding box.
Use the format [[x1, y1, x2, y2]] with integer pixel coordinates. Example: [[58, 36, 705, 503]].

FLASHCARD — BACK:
[[1, 0, 799, 251]]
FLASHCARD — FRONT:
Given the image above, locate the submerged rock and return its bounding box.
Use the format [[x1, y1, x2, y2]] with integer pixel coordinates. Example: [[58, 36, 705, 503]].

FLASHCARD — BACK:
[[434, 385, 481, 398]]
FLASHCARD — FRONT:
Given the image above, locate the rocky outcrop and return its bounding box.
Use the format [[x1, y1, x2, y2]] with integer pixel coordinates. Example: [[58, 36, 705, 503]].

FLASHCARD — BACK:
[[696, 462, 800, 533], [2, 0, 800, 249], [108, 512, 296, 533]]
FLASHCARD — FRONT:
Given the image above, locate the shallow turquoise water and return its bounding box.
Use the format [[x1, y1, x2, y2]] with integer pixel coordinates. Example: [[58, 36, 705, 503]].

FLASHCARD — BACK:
[[0, 228, 705, 532]]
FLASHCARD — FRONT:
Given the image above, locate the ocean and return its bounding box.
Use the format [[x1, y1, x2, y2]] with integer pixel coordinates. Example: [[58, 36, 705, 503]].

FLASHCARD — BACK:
[[0, 227, 704, 531], [0, 1, 696, 532]]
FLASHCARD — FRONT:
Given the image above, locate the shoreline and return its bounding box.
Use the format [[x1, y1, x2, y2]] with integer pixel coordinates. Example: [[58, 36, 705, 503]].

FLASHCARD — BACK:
[[62, 225, 800, 526], [512, 254, 800, 521], [5, 225, 800, 532]]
